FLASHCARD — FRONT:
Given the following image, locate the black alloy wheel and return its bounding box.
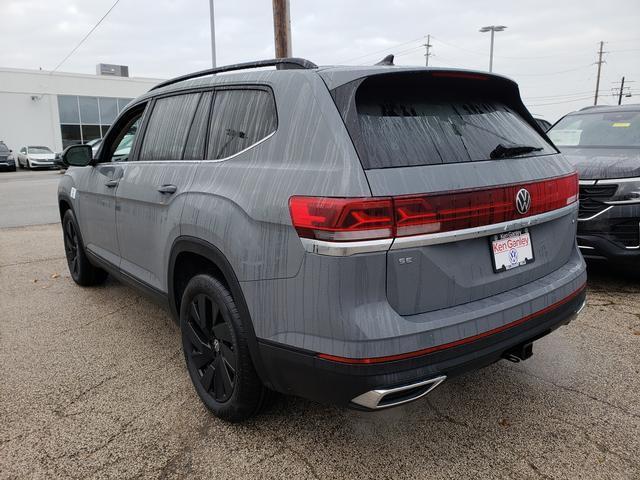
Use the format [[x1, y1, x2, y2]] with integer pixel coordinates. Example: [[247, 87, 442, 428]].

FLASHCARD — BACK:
[[184, 293, 237, 403], [63, 217, 80, 277]]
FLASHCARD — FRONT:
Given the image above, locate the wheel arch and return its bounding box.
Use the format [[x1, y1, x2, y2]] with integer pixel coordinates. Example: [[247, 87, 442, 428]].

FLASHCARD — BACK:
[[168, 236, 272, 387], [58, 195, 73, 221]]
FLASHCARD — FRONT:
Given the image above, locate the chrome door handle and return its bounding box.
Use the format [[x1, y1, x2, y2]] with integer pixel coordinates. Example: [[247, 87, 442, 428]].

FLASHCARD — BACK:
[[157, 184, 177, 194], [104, 180, 119, 188]]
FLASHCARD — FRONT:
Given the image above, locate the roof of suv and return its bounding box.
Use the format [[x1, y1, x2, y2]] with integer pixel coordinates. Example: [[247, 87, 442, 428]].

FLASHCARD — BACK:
[[145, 57, 517, 98], [575, 104, 640, 114]]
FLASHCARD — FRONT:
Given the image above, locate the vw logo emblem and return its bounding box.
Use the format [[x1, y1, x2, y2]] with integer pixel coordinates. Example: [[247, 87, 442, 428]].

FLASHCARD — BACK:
[[515, 188, 531, 215]]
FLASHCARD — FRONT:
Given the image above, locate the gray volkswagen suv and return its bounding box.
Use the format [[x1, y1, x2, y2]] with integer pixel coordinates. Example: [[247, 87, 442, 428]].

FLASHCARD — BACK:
[[58, 58, 586, 422]]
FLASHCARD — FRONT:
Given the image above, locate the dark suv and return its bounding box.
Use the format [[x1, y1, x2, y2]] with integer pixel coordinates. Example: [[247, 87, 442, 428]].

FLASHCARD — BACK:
[[58, 58, 586, 422], [548, 104, 640, 264]]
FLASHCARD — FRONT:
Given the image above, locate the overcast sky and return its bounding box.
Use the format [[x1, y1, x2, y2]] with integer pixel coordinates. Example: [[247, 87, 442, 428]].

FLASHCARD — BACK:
[[2, 0, 639, 121]]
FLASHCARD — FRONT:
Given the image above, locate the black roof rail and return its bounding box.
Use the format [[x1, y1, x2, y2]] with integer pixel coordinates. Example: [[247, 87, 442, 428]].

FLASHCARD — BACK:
[[151, 57, 318, 91]]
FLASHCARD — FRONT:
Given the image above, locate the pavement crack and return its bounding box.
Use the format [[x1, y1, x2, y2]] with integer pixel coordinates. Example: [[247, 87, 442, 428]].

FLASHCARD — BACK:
[[505, 366, 640, 420], [53, 372, 119, 416], [0, 255, 66, 268], [55, 301, 138, 336]]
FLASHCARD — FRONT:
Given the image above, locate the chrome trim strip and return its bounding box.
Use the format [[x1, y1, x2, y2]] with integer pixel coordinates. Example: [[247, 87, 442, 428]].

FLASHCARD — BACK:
[[390, 203, 577, 250], [599, 177, 640, 184], [130, 131, 276, 165], [300, 237, 393, 256], [351, 375, 447, 410], [578, 205, 613, 221], [579, 180, 597, 185], [578, 245, 595, 250], [604, 199, 640, 205]]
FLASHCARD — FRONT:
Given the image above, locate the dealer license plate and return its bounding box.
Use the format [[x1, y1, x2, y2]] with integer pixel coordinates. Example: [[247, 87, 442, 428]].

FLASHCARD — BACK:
[[491, 229, 534, 273]]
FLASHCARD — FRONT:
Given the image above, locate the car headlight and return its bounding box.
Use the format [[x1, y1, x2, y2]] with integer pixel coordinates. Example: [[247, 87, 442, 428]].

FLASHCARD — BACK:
[[603, 178, 640, 205]]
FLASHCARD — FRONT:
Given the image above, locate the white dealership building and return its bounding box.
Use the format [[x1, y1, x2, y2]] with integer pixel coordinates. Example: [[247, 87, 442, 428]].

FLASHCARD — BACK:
[[0, 66, 163, 153]]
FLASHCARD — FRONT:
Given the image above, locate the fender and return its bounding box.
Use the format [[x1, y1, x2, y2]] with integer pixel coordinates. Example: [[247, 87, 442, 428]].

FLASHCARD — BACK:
[[168, 236, 272, 388]]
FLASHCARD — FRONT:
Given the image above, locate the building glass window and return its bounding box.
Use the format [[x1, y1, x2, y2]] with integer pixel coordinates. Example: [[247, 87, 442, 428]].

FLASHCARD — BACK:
[[99, 98, 118, 123], [61, 125, 82, 147], [58, 95, 80, 123], [58, 95, 134, 148]]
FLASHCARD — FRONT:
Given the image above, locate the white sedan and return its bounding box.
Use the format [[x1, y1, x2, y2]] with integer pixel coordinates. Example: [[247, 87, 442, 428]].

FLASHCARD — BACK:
[[17, 146, 58, 169]]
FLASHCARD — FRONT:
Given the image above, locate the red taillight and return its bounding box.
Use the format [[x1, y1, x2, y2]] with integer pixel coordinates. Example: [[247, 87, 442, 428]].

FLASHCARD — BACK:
[[289, 173, 578, 241], [394, 173, 578, 236], [288, 196, 394, 241]]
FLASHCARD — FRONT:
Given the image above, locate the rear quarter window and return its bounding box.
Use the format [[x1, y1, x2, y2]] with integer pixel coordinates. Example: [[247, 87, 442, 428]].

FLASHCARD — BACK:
[[206, 89, 277, 160]]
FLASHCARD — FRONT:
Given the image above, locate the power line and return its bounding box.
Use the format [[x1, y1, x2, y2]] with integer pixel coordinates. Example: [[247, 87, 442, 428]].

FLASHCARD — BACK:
[[504, 64, 594, 77], [50, 0, 123, 74], [339, 35, 426, 64], [527, 95, 596, 107]]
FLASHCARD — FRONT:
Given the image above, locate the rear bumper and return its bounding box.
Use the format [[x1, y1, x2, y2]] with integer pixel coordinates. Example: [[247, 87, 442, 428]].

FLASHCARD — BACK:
[[258, 286, 586, 409]]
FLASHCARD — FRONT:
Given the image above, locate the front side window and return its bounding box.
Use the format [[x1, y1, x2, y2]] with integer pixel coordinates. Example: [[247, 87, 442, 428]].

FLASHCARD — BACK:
[[548, 110, 640, 148], [206, 89, 277, 160], [139, 93, 201, 161], [102, 106, 145, 163]]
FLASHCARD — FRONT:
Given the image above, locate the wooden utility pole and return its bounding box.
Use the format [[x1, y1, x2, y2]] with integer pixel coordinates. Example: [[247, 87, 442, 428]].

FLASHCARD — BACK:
[[618, 76, 625, 105], [272, 0, 292, 58], [423, 34, 433, 66], [594, 41, 606, 105]]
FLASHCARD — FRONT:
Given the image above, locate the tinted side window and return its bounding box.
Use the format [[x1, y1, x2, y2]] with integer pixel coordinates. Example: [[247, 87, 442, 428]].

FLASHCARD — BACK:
[[206, 89, 276, 160], [139, 93, 201, 161], [183, 92, 213, 160]]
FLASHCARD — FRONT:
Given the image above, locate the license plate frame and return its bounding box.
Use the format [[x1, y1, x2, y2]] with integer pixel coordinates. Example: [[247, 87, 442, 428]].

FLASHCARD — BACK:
[[490, 229, 535, 273]]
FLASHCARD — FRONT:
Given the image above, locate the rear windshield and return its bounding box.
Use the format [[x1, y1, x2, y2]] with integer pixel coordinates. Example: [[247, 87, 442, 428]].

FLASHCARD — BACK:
[[352, 77, 554, 169], [548, 110, 640, 148]]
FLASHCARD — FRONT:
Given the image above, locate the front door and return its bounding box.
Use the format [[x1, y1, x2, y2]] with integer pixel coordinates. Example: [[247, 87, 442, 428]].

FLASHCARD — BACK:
[[78, 104, 147, 267], [115, 92, 209, 292]]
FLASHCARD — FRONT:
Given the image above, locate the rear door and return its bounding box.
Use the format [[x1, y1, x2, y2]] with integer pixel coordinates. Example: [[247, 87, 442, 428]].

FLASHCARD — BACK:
[[114, 91, 211, 292], [333, 71, 577, 316]]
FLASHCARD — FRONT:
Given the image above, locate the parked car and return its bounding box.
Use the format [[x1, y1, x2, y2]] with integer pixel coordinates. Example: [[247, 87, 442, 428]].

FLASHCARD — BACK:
[[0, 141, 16, 171], [17, 145, 57, 169], [58, 58, 586, 422], [548, 104, 640, 264], [534, 117, 552, 131]]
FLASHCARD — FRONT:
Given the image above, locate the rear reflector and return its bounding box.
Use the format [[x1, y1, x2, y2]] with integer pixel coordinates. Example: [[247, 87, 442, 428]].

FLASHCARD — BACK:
[[289, 172, 578, 242]]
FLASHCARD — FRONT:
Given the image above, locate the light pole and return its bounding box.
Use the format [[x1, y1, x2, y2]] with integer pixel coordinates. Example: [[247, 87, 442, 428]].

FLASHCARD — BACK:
[[209, 0, 216, 67], [479, 25, 507, 72]]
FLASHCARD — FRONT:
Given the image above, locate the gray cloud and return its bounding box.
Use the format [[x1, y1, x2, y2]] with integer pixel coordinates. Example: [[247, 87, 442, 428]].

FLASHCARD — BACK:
[[1, 0, 639, 120]]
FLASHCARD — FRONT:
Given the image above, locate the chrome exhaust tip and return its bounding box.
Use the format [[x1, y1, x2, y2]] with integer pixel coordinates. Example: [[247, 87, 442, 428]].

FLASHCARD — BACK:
[[351, 375, 446, 410]]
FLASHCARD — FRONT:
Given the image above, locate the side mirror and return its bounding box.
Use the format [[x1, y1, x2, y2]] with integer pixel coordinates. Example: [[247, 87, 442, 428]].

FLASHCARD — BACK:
[[62, 144, 93, 167]]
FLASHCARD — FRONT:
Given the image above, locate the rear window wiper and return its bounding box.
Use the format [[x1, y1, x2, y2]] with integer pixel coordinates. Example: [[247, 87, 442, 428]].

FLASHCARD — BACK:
[[490, 143, 543, 159]]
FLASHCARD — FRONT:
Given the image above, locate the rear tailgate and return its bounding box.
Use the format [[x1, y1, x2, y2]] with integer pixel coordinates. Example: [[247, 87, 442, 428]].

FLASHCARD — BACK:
[[330, 70, 578, 316]]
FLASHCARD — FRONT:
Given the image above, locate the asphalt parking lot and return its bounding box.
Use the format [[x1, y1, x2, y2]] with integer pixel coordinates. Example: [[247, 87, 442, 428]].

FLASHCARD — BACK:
[[1, 172, 639, 479], [0, 169, 62, 228]]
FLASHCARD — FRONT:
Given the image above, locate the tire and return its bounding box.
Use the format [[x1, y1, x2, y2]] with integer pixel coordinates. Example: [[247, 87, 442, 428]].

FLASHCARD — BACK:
[[26, 158, 32, 170], [180, 274, 266, 422], [62, 209, 108, 286]]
